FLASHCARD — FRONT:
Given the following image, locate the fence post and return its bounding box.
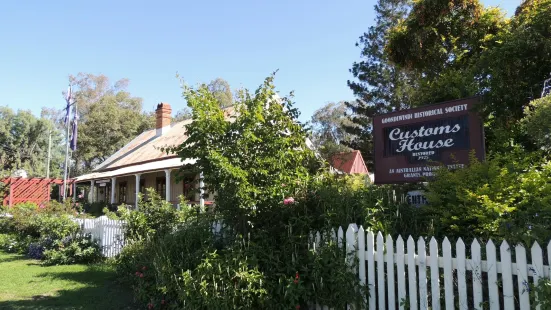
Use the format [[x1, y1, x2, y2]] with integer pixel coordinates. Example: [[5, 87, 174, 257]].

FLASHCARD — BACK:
[[407, 237, 418, 310], [417, 237, 427, 310], [500, 241, 514, 310], [486, 240, 499, 310], [456, 238, 467, 310], [346, 225, 357, 310], [429, 237, 440, 310], [358, 226, 366, 307], [396, 236, 406, 310], [515, 245, 530, 309], [367, 231, 376, 310], [386, 235, 396, 310], [471, 239, 483, 310], [338, 227, 344, 249], [531, 242, 543, 310], [377, 232, 386, 310], [442, 238, 454, 310]]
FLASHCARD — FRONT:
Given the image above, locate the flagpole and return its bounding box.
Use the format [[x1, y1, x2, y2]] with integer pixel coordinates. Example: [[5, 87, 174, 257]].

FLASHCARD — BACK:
[[62, 85, 73, 201], [63, 107, 71, 201]]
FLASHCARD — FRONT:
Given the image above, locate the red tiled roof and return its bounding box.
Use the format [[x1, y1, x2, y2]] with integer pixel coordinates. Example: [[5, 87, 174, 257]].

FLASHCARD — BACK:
[[329, 150, 369, 175]]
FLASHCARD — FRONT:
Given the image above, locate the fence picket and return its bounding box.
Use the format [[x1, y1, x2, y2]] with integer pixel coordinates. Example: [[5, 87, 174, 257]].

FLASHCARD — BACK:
[[386, 235, 396, 310], [407, 236, 418, 310], [515, 245, 530, 309], [417, 237, 428, 310], [346, 225, 356, 264], [315, 231, 321, 252], [443, 238, 454, 310], [486, 240, 499, 310], [548, 241, 551, 278], [531, 242, 543, 310], [358, 227, 366, 306], [500, 241, 514, 310], [377, 232, 386, 310], [429, 237, 440, 310], [396, 236, 406, 310], [367, 231, 376, 310], [471, 239, 483, 310], [346, 225, 357, 310], [338, 227, 344, 249], [456, 238, 467, 310]]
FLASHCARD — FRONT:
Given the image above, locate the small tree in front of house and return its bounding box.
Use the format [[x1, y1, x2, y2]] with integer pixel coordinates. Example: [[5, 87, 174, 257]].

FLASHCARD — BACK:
[[169, 73, 318, 235], [159, 73, 365, 309]]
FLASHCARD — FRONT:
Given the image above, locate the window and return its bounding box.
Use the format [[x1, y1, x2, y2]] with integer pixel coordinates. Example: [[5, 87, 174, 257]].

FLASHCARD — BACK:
[[156, 177, 166, 197], [119, 182, 127, 203]]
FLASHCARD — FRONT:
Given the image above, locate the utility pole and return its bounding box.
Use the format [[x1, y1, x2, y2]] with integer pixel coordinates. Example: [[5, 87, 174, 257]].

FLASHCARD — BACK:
[[46, 131, 52, 179]]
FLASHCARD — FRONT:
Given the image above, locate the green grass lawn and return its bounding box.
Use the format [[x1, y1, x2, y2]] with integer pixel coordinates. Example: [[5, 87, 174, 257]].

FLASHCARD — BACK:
[[0, 251, 136, 310]]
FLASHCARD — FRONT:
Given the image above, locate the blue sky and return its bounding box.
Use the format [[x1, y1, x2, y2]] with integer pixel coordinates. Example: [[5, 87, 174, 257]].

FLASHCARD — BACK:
[[0, 0, 520, 123]]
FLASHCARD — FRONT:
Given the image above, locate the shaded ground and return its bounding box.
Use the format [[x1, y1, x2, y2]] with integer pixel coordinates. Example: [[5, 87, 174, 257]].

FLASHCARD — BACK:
[[0, 251, 136, 309]]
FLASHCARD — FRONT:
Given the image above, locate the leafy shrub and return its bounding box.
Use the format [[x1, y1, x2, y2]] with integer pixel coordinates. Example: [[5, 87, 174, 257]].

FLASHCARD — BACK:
[[42, 233, 102, 266], [425, 151, 551, 244], [0, 202, 96, 266], [83, 202, 110, 217], [0, 233, 36, 253], [11, 202, 39, 211], [43, 199, 78, 215], [306, 242, 368, 308], [522, 95, 551, 151], [116, 188, 184, 242], [116, 215, 215, 306], [531, 278, 551, 310], [117, 76, 368, 308], [0, 216, 11, 234], [178, 246, 269, 310], [4, 202, 79, 240], [38, 214, 79, 240], [305, 173, 430, 238], [28, 242, 45, 259]]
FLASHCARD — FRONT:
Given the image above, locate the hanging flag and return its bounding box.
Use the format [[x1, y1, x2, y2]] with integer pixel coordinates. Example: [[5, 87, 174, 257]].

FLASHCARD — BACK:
[[64, 85, 72, 124], [70, 107, 79, 151]]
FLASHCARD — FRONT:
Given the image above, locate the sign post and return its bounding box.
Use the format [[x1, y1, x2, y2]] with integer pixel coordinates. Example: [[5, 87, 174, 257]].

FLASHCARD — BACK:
[[373, 97, 485, 184]]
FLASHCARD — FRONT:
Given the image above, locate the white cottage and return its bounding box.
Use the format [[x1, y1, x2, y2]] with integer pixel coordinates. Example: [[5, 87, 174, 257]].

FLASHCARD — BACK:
[[75, 103, 217, 208]]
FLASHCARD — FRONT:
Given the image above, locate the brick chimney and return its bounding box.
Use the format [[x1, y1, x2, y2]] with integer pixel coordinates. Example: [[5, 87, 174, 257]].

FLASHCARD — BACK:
[[155, 102, 172, 136]]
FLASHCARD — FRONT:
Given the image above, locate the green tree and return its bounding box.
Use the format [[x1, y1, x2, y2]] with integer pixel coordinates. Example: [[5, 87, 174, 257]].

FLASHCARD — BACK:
[[384, 0, 508, 106], [384, 0, 551, 150], [172, 107, 192, 122], [477, 0, 551, 134], [310, 101, 353, 160], [66, 73, 152, 174], [0, 107, 62, 178], [169, 74, 316, 234], [206, 78, 234, 108], [522, 95, 551, 151], [345, 0, 417, 169]]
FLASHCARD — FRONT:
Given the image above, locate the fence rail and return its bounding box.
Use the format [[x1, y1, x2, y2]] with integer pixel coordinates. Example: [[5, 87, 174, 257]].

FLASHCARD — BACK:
[[73, 216, 125, 258]]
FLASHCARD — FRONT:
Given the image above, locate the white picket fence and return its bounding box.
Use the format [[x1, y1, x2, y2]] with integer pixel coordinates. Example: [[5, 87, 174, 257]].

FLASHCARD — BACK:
[[322, 224, 551, 310], [73, 216, 125, 258], [67, 218, 551, 309]]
